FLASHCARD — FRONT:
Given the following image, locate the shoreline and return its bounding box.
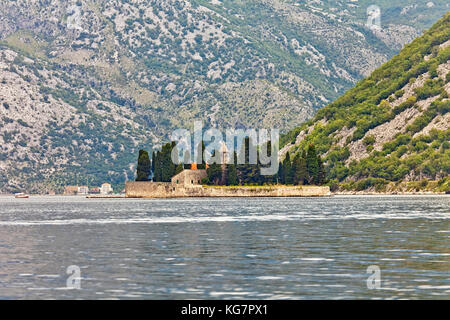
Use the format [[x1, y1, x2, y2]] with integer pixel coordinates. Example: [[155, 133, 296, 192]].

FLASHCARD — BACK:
[[0, 192, 448, 197], [335, 191, 449, 196], [86, 195, 126, 199]]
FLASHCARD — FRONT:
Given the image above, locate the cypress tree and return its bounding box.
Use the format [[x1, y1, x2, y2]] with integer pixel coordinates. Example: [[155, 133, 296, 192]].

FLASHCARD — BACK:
[[238, 137, 261, 185], [278, 160, 284, 184], [151, 151, 156, 174], [153, 151, 162, 182], [306, 144, 319, 185], [317, 155, 326, 185], [293, 153, 307, 185], [160, 142, 177, 182], [136, 150, 151, 181], [259, 140, 277, 185], [227, 152, 239, 186], [207, 151, 223, 185], [282, 152, 293, 185]]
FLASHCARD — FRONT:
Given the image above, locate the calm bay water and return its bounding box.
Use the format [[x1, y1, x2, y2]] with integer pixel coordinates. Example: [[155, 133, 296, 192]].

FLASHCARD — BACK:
[[0, 195, 448, 299]]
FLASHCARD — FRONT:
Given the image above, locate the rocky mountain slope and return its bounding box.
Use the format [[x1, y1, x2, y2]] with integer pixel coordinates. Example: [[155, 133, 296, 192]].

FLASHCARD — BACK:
[[281, 13, 450, 193], [0, 0, 448, 192]]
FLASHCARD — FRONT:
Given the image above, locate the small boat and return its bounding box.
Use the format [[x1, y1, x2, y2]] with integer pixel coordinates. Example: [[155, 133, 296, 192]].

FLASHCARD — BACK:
[[15, 193, 29, 199]]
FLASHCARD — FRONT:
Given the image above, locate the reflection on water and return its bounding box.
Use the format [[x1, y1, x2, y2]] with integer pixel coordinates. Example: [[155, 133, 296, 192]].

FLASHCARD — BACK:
[[0, 195, 448, 299]]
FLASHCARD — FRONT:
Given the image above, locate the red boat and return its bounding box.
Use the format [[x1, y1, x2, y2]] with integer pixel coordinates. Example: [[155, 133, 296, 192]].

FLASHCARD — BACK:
[[15, 193, 29, 199]]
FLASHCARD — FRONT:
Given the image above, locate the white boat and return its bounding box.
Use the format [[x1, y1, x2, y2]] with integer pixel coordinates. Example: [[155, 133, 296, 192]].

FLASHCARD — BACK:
[[14, 193, 29, 199]]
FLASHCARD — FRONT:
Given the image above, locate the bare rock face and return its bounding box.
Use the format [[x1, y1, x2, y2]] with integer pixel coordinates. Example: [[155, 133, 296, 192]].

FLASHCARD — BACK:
[[371, 24, 421, 52], [0, 0, 447, 192]]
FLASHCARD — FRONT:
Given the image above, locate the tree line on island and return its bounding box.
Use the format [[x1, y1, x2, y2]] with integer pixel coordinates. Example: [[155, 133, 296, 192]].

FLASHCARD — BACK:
[[136, 138, 327, 186]]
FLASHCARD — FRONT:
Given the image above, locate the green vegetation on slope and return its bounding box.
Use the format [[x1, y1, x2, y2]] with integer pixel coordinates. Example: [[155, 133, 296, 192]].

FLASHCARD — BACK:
[[282, 12, 450, 193]]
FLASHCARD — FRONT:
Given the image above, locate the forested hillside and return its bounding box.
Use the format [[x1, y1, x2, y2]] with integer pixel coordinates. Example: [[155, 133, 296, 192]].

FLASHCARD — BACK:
[[281, 13, 450, 193]]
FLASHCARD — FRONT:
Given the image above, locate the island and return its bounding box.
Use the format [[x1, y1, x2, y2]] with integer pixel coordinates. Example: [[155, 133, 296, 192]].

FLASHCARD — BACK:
[[126, 140, 331, 198]]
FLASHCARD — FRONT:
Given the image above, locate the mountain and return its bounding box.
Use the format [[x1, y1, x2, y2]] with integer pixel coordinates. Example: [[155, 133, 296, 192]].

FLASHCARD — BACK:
[[281, 13, 450, 193], [0, 0, 448, 193]]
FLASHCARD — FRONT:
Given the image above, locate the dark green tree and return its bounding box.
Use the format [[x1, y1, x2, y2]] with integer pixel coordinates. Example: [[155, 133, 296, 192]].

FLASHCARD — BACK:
[[306, 144, 319, 185], [153, 151, 162, 182], [259, 140, 277, 185], [207, 151, 223, 185], [293, 152, 307, 185], [161, 142, 177, 182], [227, 152, 239, 186], [136, 149, 151, 181], [237, 137, 261, 185], [151, 151, 156, 174], [317, 155, 326, 185], [282, 152, 293, 185], [278, 159, 284, 184], [152, 142, 177, 182]]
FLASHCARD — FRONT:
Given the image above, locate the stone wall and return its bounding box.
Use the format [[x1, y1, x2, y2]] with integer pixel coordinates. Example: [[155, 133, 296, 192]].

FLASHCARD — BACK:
[[126, 182, 331, 198]]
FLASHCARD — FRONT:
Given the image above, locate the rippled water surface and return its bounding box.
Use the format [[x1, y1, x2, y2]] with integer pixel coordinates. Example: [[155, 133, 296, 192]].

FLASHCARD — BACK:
[[0, 195, 448, 299]]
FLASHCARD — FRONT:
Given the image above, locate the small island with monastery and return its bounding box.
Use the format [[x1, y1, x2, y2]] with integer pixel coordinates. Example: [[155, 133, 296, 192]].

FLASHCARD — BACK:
[[126, 140, 331, 198]]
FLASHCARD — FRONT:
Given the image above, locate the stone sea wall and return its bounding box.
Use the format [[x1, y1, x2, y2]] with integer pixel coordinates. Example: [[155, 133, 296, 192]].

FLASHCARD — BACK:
[[126, 182, 331, 198]]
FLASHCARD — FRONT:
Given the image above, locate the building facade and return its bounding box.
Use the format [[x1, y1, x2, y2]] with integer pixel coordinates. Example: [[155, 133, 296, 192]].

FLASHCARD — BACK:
[[171, 170, 207, 187], [100, 183, 113, 195], [78, 186, 89, 195]]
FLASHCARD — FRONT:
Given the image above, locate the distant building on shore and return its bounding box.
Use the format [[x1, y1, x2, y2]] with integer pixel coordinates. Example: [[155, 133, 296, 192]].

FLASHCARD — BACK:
[[78, 186, 89, 195], [64, 185, 111, 195], [100, 183, 113, 195], [89, 187, 101, 194], [64, 186, 79, 195]]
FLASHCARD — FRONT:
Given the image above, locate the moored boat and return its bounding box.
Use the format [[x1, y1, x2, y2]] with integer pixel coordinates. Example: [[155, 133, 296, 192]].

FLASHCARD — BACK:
[[14, 193, 29, 199]]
